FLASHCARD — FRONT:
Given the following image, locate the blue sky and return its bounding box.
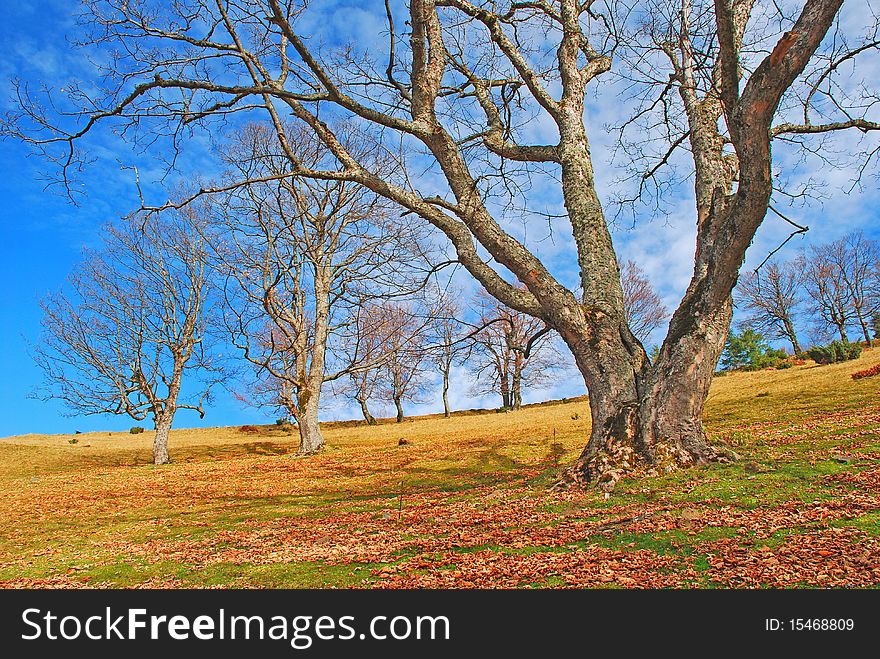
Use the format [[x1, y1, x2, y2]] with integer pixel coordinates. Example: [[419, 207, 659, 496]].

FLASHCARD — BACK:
[[1, 0, 878, 437]]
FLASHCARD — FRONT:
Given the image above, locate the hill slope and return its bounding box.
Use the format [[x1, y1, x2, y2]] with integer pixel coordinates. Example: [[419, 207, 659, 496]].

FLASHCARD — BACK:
[[1, 350, 879, 588]]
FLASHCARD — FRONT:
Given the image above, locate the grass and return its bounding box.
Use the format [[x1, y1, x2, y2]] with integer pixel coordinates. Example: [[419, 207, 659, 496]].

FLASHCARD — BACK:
[[1, 350, 879, 588]]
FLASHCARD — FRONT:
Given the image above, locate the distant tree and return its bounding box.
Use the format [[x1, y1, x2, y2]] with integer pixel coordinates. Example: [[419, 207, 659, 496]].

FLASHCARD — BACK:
[[720, 330, 787, 371], [33, 210, 219, 465], [822, 232, 880, 346], [736, 261, 805, 354], [214, 125, 425, 454], [799, 249, 856, 344], [470, 294, 560, 410], [428, 292, 470, 418], [379, 304, 431, 423], [800, 233, 880, 346], [339, 307, 387, 426], [621, 261, 668, 344]]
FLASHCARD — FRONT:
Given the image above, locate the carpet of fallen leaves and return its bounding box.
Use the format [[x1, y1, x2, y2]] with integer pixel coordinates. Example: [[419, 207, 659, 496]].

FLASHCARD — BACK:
[[1, 398, 879, 589]]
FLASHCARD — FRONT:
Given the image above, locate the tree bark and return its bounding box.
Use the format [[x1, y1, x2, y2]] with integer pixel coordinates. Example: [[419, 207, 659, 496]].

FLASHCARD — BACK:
[[152, 411, 173, 465], [358, 397, 377, 425], [151, 366, 184, 466], [296, 390, 325, 455], [499, 372, 510, 408], [855, 314, 872, 346], [560, 300, 731, 491], [394, 396, 405, 423], [293, 265, 330, 455], [511, 368, 522, 410]]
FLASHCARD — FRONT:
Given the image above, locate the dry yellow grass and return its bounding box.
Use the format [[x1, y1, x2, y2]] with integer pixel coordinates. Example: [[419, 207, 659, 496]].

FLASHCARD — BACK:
[[0, 347, 878, 588], [5, 347, 878, 473]]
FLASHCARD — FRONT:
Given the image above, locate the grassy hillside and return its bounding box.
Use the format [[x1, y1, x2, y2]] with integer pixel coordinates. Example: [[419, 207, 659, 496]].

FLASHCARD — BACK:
[[1, 349, 879, 588]]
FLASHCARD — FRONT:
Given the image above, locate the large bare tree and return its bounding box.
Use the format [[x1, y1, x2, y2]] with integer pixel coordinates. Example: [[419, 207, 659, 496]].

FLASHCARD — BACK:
[[33, 210, 218, 465], [736, 260, 805, 354], [7, 0, 876, 487], [213, 124, 425, 454]]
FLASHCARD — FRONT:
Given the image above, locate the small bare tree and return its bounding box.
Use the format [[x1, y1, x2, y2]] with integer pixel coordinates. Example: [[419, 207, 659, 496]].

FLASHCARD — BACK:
[[339, 307, 387, 426], [802, 259, 853, 344], [33, 210, 218, 464], [620, 261, 669, 345], [799, 233, 880, 345], [469, 294, 559, 410], [428, 291, 471, 418], [379, 303, 431, 423], [736, 260, 805, 354], [214, 124, 426, 453]]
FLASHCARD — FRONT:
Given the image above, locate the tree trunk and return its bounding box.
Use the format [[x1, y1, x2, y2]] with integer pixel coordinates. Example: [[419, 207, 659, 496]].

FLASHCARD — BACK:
[[499, 372, 510, 408], [511, 369, 522, 410], [152, 412, 173, 465], [782, 315, 802, 354], [296, 389, 325, 455], [358, 397, 376, 425], [856, 314, 872, 346], [837, 323, 849, 343], [442, 365, 451, 418], [295, 265, 331, 456], [558, 286, 733, 492], [394, 396, 405, 423]]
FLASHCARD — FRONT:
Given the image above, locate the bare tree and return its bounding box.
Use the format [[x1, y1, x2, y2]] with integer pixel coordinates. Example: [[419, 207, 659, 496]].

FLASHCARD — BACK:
[[379, 303, 431, 423], [621, 261, 669, 345], [7, 0, 874, 485], [32, 210, 218, 465], [823, 232, 880, 345], [799, 233, 880, 346], [736, 260, 805, 354], [338, 307, 387, 426], [213, 125, 425, 454], [800, 249, 855, 344], [469, 294, 559, 410], [428, 291, 471, 418]]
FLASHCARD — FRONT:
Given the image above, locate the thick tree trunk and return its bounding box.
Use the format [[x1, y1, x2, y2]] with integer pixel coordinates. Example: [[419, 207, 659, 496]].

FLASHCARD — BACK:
[[152, 412, 173, 465], [511, 369, 522, 410], [296, 389, 325, 455], [499, 373, 510, 408], [837, 324, 849, 343], [358, 397, 377, 425], [394, 396, 404, 423], [558, 290, 733, 492]]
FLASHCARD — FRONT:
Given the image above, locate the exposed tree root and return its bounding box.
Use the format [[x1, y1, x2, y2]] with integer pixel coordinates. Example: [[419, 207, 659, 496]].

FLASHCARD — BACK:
[[551, 440, 734, 493], [292, 446, 325, 458]]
